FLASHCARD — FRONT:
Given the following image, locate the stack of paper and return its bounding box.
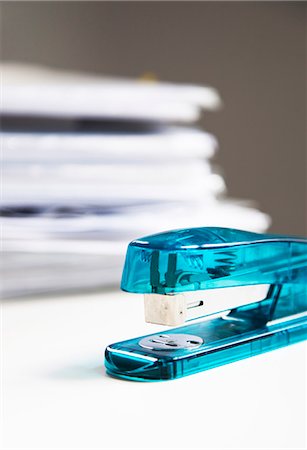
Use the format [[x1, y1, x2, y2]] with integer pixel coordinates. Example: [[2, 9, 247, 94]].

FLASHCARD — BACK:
[[1, 63, 270, 298]]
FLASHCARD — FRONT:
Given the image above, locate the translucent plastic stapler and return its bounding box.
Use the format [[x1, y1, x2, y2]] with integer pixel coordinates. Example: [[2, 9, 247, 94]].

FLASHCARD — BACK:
[[105, 227, 307, 381]]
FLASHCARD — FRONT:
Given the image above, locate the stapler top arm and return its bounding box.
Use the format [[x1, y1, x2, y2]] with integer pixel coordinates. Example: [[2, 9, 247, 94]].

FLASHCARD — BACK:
[[121, 227, 307, 326]]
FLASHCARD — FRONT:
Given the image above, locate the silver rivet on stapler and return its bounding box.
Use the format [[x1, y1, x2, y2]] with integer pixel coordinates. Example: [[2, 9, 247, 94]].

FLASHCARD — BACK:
[[138, 333, 203, 350]]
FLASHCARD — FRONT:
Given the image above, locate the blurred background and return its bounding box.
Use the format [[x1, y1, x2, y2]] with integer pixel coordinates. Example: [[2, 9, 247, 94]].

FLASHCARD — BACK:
[[1, 1, 306, 298], [1, 2, 305, 233]]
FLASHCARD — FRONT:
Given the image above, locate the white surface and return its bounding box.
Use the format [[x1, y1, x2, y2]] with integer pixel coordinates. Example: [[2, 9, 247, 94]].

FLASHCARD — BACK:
[[2, 291, 306, 450]]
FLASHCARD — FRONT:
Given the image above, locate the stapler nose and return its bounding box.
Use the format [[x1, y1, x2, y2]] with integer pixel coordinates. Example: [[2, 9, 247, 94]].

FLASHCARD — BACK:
[[105, 346, 159, 379]]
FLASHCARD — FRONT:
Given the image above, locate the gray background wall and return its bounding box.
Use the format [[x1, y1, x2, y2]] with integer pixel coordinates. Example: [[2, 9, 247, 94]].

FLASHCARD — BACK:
[[1, 2, 306, 235]]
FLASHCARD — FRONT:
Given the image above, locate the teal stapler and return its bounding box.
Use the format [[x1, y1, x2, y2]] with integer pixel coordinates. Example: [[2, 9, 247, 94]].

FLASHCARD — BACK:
[[105, 227, 307, 381]]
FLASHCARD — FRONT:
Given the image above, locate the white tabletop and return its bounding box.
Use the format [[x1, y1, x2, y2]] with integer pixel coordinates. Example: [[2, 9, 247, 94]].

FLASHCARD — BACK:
[[2, 290, 306, 450]]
